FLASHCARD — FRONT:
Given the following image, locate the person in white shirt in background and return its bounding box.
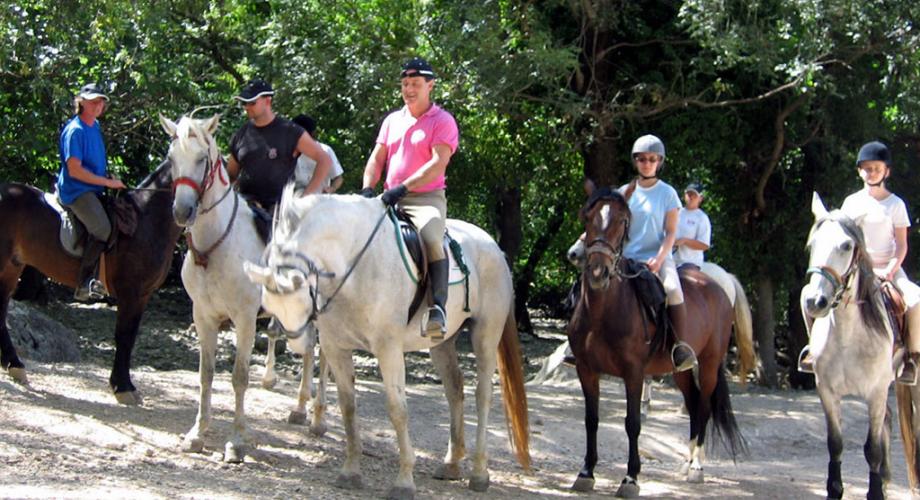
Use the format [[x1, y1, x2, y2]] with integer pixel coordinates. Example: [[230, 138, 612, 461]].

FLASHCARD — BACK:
[[292, 114, 344, 193], [673, 182, 712, 271]]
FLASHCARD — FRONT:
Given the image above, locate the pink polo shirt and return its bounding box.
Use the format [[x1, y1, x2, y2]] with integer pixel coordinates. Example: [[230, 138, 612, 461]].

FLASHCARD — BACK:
[[376, 104, 459, 192]]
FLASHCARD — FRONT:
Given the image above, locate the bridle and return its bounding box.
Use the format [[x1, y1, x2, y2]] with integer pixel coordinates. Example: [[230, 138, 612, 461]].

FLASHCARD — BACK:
[[263, 206, 390, 322], [585, 212, 630, 280], [805, 242, 859, 309]]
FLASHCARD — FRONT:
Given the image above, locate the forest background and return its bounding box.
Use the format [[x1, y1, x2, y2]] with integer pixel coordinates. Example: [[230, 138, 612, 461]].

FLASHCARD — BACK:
[[2, 0, 919, 387]]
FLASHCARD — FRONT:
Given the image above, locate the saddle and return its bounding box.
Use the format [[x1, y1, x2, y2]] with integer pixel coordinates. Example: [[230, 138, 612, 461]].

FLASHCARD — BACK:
[[391, 208, 470, 324], [881, 280, 908, 347], [624, 259, 669, 353], [44, 192, 138, 258], [242, 196, 273, 246]]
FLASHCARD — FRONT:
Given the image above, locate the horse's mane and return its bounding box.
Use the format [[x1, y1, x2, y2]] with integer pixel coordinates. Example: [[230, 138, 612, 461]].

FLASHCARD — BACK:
[[174, 116, 213, 154], [808, 210, 887, 336], [581, 186, 628, 220]]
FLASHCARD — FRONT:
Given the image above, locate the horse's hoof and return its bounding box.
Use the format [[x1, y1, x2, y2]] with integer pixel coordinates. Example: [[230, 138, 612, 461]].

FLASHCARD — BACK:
[[114, 391, 141, 406], [224, 442, 246, 463], [469, 473, 490, 492], [385, 486, 415, 500], [687, 467, 704, 483], [615, 478, 640, 498], [678, 460, 691, 475], [334, 473, 363, 490], [433, 463, 462, 481], [8, 367, 29, 385], [309, 421, 327, 437], [261, 376, 278, 390], [182, 436, 205, 454], [287, 410, 307, 425], [571, 476, 595, 492]]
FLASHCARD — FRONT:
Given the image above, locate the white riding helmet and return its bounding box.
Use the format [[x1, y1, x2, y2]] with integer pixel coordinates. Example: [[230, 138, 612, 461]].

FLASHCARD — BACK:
[[631, 134, 666, 173]]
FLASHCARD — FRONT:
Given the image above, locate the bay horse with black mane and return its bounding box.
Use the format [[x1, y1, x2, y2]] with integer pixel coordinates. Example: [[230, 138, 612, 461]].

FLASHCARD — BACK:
[[0, 160, 181, 404], [568, 181, 753, 497]]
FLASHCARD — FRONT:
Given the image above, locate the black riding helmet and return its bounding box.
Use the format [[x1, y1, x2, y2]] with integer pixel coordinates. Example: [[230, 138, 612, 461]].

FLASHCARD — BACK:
[[856, 141, 891, 167]]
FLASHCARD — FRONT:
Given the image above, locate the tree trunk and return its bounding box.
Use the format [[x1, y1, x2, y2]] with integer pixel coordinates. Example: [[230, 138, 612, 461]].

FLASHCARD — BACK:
[[583, 138, 623, 187], [512, 204, 566, 335], [754, 269, 778, 387], [787, 284, 815, 389]]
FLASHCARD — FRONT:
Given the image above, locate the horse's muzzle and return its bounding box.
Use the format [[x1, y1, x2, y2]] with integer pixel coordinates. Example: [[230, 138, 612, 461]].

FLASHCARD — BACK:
[[172, 203, 198, 227], [586, 262, 611, 290], [802, 287, 831, 318]]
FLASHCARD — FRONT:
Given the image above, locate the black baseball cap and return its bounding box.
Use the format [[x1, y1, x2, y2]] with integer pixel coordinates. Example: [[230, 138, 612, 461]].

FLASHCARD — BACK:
[[77, 83, 108, 101], [234, 79, 274, 102], [685, 182, 705, 196], [400, 57, 436, 79]]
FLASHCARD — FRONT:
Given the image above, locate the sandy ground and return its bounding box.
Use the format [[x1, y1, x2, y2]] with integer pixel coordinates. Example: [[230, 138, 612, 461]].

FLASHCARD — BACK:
[[1, 356, 917, 499]]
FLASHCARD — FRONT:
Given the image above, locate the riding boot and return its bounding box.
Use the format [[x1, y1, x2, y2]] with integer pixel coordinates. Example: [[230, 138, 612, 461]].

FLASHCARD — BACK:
[[668, 303, 698, 372], [898, 306, 920, 385], [74, 238, 106, 301], [424, 259, 449, 339]]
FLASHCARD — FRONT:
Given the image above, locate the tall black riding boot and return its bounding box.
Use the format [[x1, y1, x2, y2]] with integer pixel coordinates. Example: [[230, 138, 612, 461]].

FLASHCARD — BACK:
[[425, 259, 449, 339], [74, 238, 106, 301], [668, 303, 698, 372]]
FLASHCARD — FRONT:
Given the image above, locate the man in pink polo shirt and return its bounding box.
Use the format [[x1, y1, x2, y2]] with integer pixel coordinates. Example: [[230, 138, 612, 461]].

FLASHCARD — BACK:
[[361, 57, 459, 339]]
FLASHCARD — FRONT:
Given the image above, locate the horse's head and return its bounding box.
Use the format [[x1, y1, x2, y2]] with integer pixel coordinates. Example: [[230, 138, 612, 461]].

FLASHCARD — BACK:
[[802, 192, 867, 318], [567, 236, 586, 269], [159, 113, 222, 227], [580, 180, 630, 291]]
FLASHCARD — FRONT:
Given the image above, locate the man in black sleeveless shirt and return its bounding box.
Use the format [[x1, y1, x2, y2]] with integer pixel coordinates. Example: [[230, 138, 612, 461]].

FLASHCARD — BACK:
[[228, 79, 331, 213]]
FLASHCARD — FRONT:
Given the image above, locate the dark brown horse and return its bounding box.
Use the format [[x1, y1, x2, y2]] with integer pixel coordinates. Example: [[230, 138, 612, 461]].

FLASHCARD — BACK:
[[567, 183, 753, 497], [0, 160, 181, 404]]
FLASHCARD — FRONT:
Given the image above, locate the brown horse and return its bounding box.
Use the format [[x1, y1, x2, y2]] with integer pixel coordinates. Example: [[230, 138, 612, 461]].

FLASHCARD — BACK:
[[567, 183, 753, 497], [0, 160, 181, 404]]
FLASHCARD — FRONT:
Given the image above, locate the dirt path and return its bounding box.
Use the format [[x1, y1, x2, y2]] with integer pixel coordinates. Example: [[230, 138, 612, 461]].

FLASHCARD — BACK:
[[1, 357, 915, 499]]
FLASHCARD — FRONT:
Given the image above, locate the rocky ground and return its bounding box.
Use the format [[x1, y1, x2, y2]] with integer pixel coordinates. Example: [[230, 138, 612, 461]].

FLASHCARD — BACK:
[[1, 287, 917, 499]]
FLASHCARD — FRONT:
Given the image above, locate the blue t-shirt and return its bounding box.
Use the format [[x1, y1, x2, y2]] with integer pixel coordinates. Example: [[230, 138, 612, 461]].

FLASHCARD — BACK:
[[57, 116, 107, 205], [619, 180, 682, 261]]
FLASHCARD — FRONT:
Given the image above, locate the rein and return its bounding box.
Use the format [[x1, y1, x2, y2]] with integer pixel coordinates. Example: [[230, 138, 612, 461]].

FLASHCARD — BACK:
[[187, 190, 239, 268], [268, 206, 391, 322]]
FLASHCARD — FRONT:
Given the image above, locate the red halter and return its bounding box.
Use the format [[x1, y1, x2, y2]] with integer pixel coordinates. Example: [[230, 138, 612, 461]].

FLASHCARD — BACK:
[[172, 155, 227, 198]]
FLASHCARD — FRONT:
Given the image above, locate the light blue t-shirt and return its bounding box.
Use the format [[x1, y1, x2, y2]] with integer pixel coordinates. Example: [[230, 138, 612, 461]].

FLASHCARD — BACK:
[[619, 180, 682, 261], [57, 116, 107, 205]]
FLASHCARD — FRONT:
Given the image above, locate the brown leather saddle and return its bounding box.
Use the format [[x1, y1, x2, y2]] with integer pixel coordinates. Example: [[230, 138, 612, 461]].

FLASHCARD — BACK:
[[881, 280, 908, 348], [394, 208, 433, 324], [47, 192, 138, 258]]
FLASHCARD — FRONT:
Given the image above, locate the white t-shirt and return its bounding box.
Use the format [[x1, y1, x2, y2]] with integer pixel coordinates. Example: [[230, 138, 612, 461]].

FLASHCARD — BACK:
[[619, 180, 682, 262], [294, 142, 344, 190], [674, 207, 711, 267], [841, 189, 910, 270]]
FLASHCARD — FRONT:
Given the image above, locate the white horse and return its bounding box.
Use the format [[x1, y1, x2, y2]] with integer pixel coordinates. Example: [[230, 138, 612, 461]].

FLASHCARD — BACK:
[[245, 187, 530, 499], [159, 114, 327, 462], [803, 192, 920, 499]]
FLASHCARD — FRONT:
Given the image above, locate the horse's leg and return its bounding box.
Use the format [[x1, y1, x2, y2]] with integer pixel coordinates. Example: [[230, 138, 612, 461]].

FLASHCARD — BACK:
[[182, 310, 220, 454], [326, 344, 363, 490], [376, 347, 416, 499], [310, 343, 328, 437], [430, 336, 466, 481], [640, 377, 652, 422], [674, 370, 701, 477], [224, 314, 256, 463], [110, 295, 148, 405], [287, 335, 312, 425], [572, 363, 600, 492], [0, 268, 28, 384], [469, 322, 503, 493], [817, 387, 845, 499], [261, 334, 279, 390], [614, 370, 645, 498], [864, 386, 889, 500], [685, 362, 719, 484]]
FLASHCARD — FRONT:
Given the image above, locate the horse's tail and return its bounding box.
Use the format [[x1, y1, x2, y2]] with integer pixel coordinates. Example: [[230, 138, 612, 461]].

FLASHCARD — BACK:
[[497, 307, 531, 472], [708, 364, 747, 460], [730, 273, 756, 386], [897, 384, 920, 490]]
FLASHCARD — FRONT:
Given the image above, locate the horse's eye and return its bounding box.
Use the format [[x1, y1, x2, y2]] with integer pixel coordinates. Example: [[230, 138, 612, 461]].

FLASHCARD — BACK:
[[840, 241, 853, 252]]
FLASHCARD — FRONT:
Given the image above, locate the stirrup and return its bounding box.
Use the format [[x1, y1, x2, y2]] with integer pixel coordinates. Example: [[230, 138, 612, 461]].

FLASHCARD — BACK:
[[424, 304, 447, 340], [671, 341, 698, 373], [74, 278, 105, 301], [898, 357, 919, 386], [797, 346, 815, 374]]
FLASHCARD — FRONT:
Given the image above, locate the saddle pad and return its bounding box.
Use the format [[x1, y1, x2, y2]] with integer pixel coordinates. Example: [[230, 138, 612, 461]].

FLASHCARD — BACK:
[[44, 192, 84, 258]]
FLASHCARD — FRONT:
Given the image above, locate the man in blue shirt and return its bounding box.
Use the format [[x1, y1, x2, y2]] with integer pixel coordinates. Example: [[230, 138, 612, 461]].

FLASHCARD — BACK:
[[57, 83, 125, 300]]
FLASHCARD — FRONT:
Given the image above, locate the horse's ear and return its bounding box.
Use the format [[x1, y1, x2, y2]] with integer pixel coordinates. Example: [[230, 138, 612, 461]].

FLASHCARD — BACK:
[[159, 114, 178, 138], [244, 261, 272, 286], [811, 192, 829, 220], [203, 114, 221, 135], [584, 178, 596, 197]]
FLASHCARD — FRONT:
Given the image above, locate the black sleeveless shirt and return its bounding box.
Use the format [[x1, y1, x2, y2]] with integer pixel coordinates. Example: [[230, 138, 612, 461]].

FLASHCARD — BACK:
[[230, 117, 305, 209]]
